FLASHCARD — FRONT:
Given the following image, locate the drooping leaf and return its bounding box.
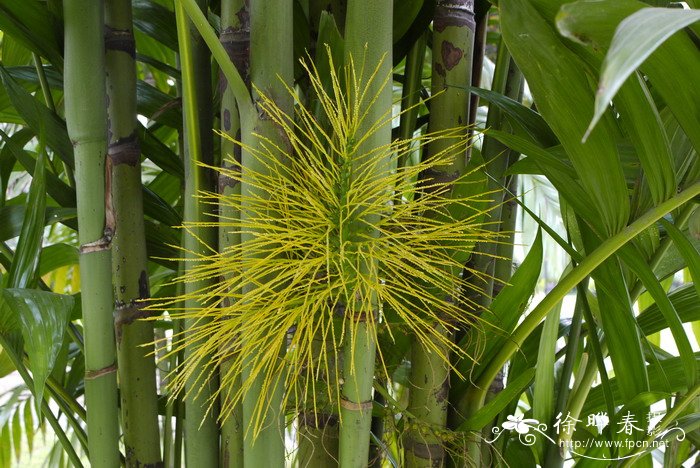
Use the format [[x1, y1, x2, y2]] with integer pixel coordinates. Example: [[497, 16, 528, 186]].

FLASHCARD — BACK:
[[7, 148, 46, 289], [0, 289, 73, 412], [557, 0, 700, 154], [582, 354, 700, 415], [584, 7, 700, 136]]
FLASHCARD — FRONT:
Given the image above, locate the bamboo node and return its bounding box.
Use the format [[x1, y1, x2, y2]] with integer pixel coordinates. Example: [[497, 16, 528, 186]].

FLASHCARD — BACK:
[[114, 301, 151, 342], [339, 398, 373, 412], [434, 1, 476, 33], [79, 234, 112, 254], [84, 363, 117, 381], [403, 436, 446, 460], [108, 132, 140, 166], [105, 26, 135, 57]]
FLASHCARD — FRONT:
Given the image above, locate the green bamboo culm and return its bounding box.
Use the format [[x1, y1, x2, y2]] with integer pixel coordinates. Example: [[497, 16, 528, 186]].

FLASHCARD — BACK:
[[174, 0, 220, 465], [219, 0, 249, 465], [239, 1, 293, 465], [405, 2, 475, 467], [63, 0, 120, 466], [338, 1, 392, 467], [104, 1, 163, 466]]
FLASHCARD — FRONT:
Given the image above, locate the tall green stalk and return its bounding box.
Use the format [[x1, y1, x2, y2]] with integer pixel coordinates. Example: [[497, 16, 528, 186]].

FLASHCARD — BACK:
[[239, 1, 293, 466], [337, 1, 392, 467], [63, 0, 120, 466], [219, 0, 248, 466], [175, 0, 220, 465], [405, 2, 475, 467], [104, 1, 162, 465]]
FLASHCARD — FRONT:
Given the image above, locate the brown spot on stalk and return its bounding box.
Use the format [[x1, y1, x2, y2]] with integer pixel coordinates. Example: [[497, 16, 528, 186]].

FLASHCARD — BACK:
[[138, 270, 150, 299], [441, 41, 464, 71], [435, 62, 446, 78], [218, 162, 239, 191], [223, 108, 232, 131]]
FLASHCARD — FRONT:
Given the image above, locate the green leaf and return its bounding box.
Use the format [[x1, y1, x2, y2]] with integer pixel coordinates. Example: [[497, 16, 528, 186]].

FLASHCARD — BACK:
[[582, 354, 700, 416], [7, 148, 45, 289], [0, 348, 14, 378], [618, 244, 696, 387], [132, 0, 178, 50], [661, 218, 700, 299], [637, 285, 700, 336], [580, 223, 649, 401], [586, 8, 700, 136], [0, 289, 73, 413], [470, 86, 557, 147], [38, 244, 79, 277], [23, 400, 35, 453], [0, 0, 63, 69], [138, 123, 184, 179], [0, 128, 76, 208], [533, 285, 563, 451], [0, 66, 74, 167], [458, 229, 543, 384], [557, 0, 700, 155], [0, 206, 75, 243], [1, 34, 32, 67], [23, 401, 33, 454], [501, 0, 629, 235], [11, 408, 20, 462]]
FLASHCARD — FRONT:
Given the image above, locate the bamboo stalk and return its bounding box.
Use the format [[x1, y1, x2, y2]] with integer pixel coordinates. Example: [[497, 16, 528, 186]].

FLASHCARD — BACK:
[[337, 2, 392, 467], [406, 2, 475, 467], [174, 0, 220, 465], [63, 0, 120, 466], [104, 1, 162, 465], [219, 0, 248, 466], [238, 1, 294, 466]]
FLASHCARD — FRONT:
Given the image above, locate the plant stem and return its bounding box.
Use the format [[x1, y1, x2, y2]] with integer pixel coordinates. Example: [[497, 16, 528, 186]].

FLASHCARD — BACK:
[[337, 1, 392, 467], [177, 0, 254, 121], [175, 0, 220, 465], [238, 1, 294, 466], [105, 1, 162, 465], [63, 1, 120, 465], [219, 0, 248, 466], [407, 2, 475, 467], [397, 32, 427, 167]]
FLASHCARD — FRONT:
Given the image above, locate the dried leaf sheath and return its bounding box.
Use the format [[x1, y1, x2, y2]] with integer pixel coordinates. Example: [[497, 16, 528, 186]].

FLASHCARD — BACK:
[[150, 56, 497, 436]]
